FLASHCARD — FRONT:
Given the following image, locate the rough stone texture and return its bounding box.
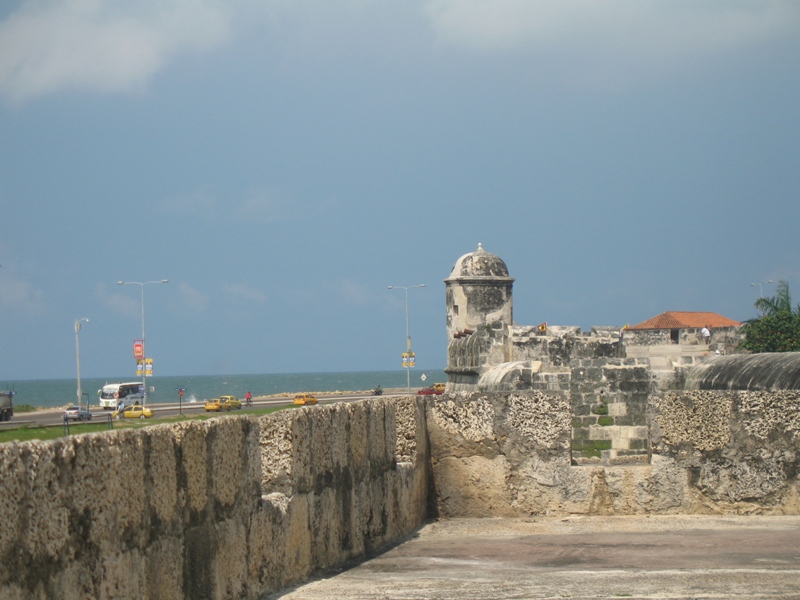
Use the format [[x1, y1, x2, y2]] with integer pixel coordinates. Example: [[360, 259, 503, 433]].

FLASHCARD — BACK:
[[0, 398, 431, 600], [569, 358, 652, 464], [446, 323, 510, 385], [429, 391, 800, 519], [4, 390, 800, 598], [428, 392, 579, 518], [512, 329, 622, 367], [650, 391, 733, 452], [650, 390, 800, 513]]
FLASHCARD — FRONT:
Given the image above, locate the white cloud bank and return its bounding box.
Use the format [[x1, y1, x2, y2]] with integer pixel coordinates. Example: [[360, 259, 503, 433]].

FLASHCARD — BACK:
[[1, 0, 797, 105], [0, 269, 44, 315], [423, 0, 798, 53], [422, 0, 800, 88], [0, 0, 231, 105]]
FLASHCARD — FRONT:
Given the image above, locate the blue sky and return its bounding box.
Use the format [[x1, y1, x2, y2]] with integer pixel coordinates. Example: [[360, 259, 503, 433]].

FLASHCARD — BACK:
[[1, 0, 799, 381]]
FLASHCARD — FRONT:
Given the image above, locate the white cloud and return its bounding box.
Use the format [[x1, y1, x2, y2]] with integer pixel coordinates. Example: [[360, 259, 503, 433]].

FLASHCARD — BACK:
[[2, 1, 796, 104], [422, 0, 800, 87], [160, 187, 218, 221], [224, 283, 267, 304], [177, 282, 210, 314], [327, 279, 373, 308], [95, 282, 140, 318], [0, 269, 44, 315], [0, 0, 231, 105], [234, 189, 299, 225], [424, 0, 797, 51]]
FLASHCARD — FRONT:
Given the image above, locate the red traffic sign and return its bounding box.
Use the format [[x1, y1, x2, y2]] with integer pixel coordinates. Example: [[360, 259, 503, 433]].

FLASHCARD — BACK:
[[133, 340, 144, 359]]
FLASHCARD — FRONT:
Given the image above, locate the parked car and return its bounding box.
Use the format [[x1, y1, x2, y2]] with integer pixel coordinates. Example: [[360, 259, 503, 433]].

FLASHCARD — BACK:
[[293, 393, 318, 406], [219, 395, 242, 409], [112, 405, 153, 419], [63, 405, 92, 421], [205, 397, 233, 412]]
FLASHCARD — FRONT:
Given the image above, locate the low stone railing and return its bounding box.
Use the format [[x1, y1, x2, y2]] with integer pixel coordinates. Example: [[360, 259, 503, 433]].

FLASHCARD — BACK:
[[0, 397, 431, 600], [2, 390, 799, 599]]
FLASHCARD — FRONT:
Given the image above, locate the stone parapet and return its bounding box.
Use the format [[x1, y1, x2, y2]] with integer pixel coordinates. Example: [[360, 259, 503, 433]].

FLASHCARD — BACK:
[[428, 390, 800, 518], [0, 397, 431, 600], [2, 390, 800, 598]]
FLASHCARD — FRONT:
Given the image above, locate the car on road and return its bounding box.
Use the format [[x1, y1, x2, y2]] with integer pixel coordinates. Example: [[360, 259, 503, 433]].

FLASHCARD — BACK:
[[433, 383, 446, 393], [112, 405, 153, 419], [205, 397, 233, 412], [219, 395, 242, 409], [417, 386, 444, 396], [63, 405, 92, 421], [293, 393, 318, 406]]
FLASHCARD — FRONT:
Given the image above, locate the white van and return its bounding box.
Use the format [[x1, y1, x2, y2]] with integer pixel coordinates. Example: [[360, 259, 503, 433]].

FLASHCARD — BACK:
[[98, 382, 144, 410]]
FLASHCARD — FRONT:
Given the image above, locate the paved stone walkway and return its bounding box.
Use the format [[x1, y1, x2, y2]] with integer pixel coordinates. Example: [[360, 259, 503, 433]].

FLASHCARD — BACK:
[[267, 516, 800, 599]]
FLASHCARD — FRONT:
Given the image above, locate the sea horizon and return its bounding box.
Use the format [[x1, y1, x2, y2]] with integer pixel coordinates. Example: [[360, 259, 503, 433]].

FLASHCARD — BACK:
[[3, 368, 447, 409]]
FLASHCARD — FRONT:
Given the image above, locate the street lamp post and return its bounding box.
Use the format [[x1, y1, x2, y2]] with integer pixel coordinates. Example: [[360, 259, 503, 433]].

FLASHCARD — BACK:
[[751, 280, 774, 317], [117, 280, 169, 407], [388, 284, 425, 395], [74, 318, 89, 409]]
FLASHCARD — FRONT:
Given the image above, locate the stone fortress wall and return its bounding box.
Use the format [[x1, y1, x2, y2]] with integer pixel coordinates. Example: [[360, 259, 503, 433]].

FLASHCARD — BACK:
[[2, 389, 800, 598], [0, 398, 431, 600], [429, 390, 800, 518]]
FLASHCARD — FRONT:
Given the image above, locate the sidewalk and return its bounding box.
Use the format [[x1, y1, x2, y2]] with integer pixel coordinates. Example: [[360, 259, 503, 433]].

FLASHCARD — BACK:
[[268, 515, 800, 599]]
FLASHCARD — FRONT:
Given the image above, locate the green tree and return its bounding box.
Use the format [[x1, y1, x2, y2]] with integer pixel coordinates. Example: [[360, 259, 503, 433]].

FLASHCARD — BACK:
[[754, 280, 800, 316], [741, 280, 800, 352]]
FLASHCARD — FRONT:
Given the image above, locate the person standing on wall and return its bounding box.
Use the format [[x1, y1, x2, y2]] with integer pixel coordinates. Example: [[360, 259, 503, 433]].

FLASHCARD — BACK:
[[701, 325, 712, 346]]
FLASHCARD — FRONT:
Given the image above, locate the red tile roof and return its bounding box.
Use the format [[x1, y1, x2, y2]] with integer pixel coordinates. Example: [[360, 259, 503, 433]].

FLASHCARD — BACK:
[[628, 311, 742, 330]]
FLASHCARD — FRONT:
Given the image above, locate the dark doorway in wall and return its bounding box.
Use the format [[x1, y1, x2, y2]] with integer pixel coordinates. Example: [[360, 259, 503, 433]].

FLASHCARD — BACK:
[[670, 329, 680, 344]]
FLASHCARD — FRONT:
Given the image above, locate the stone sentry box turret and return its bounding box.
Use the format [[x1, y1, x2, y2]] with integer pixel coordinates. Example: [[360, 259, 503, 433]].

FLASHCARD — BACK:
[[444, 243, 514, 342]]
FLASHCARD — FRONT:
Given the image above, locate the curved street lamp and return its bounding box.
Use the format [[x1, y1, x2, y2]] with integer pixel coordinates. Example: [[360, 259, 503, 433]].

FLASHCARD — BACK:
[[751, 280, 774, 317], [388, 284, 425, 395], [74, 318, 89, 409], [750, 280, 773, 299], [117, 280, 169, 406]]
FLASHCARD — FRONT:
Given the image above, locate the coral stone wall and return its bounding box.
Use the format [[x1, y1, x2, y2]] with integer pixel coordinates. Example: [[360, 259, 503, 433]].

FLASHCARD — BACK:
[[428, 391, 800, 518], [0, 397, 431, 600], [3, 390, 800, 598], [650, 390, 800, 511]]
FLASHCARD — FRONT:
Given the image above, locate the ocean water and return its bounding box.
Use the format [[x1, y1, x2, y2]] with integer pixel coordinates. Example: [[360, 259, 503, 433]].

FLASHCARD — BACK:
[[2, 369, 446, 409]]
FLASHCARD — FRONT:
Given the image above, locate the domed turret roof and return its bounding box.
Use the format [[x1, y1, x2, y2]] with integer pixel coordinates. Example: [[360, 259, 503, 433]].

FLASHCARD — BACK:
[[447, 243, 512, 280]]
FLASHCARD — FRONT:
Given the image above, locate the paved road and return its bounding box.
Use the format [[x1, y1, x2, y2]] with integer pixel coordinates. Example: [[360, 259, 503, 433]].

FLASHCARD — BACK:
[[268, 516, 800, 599], [6, 392, 388, 428]]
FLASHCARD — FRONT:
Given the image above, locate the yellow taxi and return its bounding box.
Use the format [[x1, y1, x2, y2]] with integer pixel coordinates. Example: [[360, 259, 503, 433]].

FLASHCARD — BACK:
[[204, 397, 233, 412], [433, 383, 446, 393], [219, 395, 242, 410], [293, 393, 318, 406], [112, 404, 154, 419]]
